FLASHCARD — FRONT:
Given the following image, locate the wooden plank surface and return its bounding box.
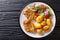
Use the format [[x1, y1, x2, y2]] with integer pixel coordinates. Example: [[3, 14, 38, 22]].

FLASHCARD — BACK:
[[0, 0, 59, 40]]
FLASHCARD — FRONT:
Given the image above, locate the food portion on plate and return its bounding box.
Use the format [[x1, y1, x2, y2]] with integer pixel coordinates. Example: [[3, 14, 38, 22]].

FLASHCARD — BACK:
[[23, 3, 53, 34]]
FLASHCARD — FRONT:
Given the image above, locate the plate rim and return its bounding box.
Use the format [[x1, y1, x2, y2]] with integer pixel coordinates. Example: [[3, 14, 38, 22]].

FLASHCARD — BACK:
[[19, 2, 56, 38]]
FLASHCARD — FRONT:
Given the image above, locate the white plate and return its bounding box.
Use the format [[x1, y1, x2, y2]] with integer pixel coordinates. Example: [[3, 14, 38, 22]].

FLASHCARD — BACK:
[[19, 2, 56, 38]]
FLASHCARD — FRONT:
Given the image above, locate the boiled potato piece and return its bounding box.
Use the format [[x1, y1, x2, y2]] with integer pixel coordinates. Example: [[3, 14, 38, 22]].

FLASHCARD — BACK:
[[46, 18, 51, 26], [43, 25, 50, 31], [36, 29, 43, 34], [34, 22, 42, 29], [36, 16, 43, 23], [41, 21, 46, 26]]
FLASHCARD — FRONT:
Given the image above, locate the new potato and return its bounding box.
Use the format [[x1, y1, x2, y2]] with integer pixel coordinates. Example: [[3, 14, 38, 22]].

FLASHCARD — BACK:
[[36, 29, 43, 34], [36, 16, 43, 23], [46, 18, 51, 25], [43, 25, 50, 31], [34, 22, 42, 29], [41, 21, 46, 26]]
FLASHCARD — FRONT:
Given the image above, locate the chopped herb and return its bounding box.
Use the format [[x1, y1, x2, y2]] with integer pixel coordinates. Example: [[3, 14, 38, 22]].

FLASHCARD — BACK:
[[40, 9, 44, 13], [38, 9, 44, 15], [39, 13, 44, 16], [36, 6, 42, 10], [49, 12, 53, 16], [48, 9, 53, 16]]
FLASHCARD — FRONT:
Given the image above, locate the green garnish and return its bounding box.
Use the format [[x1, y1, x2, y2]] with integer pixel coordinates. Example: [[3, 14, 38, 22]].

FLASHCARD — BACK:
[[40, 9, 44, 13], [49, 12, 53, 16], [36, 6, 44, 15], [39, 13, 44, 16], [38, 9, 44, 15], [48, 9, 53, 16], [36, 6, 42, 10]]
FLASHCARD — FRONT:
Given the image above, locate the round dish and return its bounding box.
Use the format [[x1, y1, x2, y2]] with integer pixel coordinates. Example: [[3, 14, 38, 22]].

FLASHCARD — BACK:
[[19, 2, 56, 38]]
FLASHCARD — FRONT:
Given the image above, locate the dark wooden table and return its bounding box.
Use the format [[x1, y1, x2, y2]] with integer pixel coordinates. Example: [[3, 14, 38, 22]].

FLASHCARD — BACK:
[[0, 0, 60, 40]]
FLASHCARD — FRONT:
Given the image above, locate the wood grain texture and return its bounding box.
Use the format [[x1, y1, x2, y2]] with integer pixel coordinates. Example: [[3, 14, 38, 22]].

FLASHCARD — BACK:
[[0, 0, 59, 40], [0, 0, 59, 12]]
